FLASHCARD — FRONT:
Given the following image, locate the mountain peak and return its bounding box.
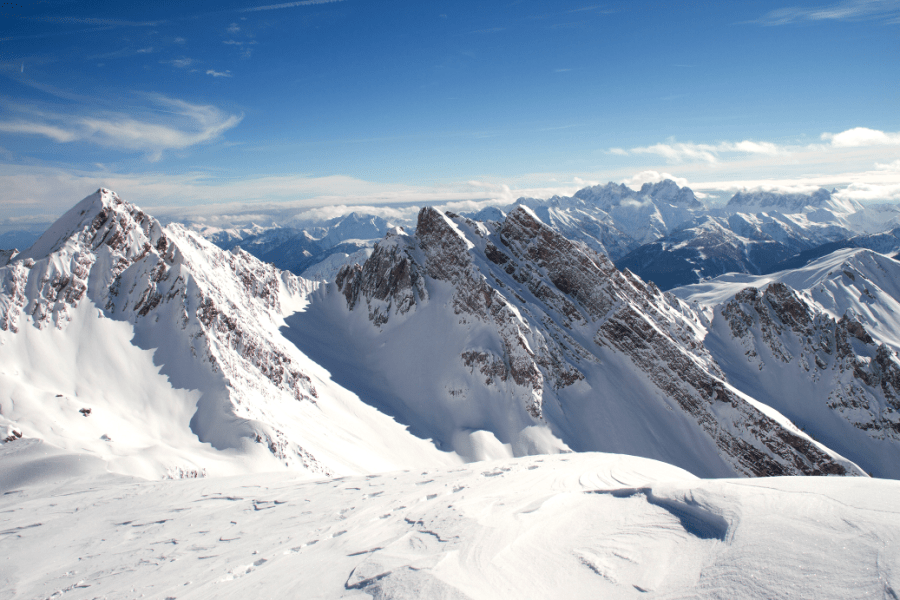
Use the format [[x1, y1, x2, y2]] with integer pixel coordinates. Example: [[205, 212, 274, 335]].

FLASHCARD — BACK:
[[21, 188, 154, 261]]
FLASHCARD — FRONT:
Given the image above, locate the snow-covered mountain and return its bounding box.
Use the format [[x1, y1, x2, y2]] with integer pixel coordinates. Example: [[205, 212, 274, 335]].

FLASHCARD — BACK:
[[764, 225, 900, 273], [197, 212, 397, 281], [674, 248, 900, 477], [289, 205, 861, 478], [508, 180, 706, 259], [616, 212, 853, 290], [0, 190, 457, 478], [724, 187, 863, 219]]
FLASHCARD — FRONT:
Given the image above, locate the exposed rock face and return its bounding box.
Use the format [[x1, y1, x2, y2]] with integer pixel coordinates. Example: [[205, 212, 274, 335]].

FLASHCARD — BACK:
[[0, 189, 327, 473], [334, 229, 426, 326], [720, 282, 900, 440], [336, 205, 856, 477]]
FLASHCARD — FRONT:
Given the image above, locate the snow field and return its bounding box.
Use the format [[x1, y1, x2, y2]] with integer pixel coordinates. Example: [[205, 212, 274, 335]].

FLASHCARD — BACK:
[[2, 444, 897, 599]]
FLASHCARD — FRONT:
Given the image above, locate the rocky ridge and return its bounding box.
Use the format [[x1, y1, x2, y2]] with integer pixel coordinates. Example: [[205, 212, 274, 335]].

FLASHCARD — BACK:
[[334, 205, 858, 477], [719, 282, 900, 440]]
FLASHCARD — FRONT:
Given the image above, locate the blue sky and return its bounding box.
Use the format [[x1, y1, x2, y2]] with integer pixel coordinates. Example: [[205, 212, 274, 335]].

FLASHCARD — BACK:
[[0, 0, 898, 229]]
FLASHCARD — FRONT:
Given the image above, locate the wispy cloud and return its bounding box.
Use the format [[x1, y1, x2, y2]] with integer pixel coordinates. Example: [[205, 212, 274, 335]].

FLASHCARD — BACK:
[[206, 69, 233, 78], [750, 0, 900, 25], [0, 121, 79, 143], [0, 95, 242, 159], [621, 139, 782, 164], [567, 5, 605, 13], [27, 16, 162, 26], [163, 58, 196, 69], [238, 0, 345, 13]]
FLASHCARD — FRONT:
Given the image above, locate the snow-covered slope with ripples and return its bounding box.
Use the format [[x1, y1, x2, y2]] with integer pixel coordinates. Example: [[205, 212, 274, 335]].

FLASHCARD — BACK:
[[2, 442, 897, 600]]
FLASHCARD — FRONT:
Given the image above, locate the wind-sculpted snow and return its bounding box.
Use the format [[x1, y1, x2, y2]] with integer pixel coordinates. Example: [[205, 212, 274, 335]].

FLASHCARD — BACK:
[[0, 190, 460, 479], [2, 445, 897, 600], [323, 204, 858, 477]]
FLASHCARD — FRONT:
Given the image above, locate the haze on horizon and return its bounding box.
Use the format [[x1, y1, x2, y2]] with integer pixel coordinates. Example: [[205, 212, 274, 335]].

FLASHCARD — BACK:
[[0, 0, 898, 231]]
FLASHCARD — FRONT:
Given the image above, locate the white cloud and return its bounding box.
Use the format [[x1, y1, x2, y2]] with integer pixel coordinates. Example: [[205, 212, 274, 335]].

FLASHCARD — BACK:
[[625, 139, 784, 163], [227, 23, 241, 33], [876, 159, 900, 171], [0, 121, 80, 142], [0, 95, 242, 157], [615, 128, 900, 170], [822, 127, 900, 147], [206, 69, 233, 77], [835, 182, 900, 202], [722, 140, 781, 155], [629, 143, 719, 163]]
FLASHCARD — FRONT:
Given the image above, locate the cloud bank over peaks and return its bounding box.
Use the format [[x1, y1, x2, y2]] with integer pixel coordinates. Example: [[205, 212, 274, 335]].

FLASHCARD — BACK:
[[621, 170, 691, 191], [0, 95, 242, 160]]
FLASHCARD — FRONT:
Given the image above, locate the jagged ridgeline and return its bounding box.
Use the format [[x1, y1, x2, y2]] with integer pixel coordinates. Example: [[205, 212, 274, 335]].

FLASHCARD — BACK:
[[4, 189, 894, 479], [321, 205, 862, 477]]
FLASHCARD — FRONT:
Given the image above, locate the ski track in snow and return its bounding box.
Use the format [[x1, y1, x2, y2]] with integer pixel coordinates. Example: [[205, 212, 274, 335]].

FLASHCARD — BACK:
[[1, 447, 898, 600]]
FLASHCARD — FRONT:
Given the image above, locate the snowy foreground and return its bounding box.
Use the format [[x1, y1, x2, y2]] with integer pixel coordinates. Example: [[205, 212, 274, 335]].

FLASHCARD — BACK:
[[3, 442, 899, 599]]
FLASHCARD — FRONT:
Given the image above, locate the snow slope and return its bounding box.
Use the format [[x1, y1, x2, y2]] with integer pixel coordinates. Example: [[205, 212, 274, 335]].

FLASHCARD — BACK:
[[1, 441, 897, 600]]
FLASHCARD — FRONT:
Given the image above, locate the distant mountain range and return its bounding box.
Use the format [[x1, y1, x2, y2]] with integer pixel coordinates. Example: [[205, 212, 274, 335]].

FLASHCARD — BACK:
[[150, 181, 900, 295]]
